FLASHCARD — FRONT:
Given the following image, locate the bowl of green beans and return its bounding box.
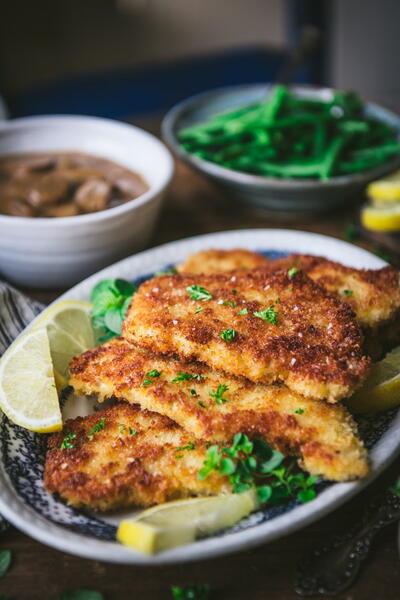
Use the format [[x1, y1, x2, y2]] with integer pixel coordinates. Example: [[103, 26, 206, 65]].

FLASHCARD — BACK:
[[162, 84, 400, 213]]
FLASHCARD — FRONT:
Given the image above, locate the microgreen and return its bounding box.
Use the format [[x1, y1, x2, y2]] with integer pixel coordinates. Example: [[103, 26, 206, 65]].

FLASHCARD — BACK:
[[343, 289, 353, 295], [288, 267, 298, 279], [142, 369, 161, 386], [172, 372, 203, 383], [0, 551, 11, 579], [186, 285, 213, 301], [90, 278, 137, 342], [253, 305, 278, 324], [60, 431, 76, 450], [88, 417, 106, 441], [220, 328, 236, 342], [237, 308, 248, 315], [209, 384, 229, 404], [171, 584, 210, 600]]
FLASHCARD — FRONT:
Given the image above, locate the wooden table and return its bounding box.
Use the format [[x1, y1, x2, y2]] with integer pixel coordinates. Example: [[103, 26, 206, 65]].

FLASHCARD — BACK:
[[3, 129, 400, 599]]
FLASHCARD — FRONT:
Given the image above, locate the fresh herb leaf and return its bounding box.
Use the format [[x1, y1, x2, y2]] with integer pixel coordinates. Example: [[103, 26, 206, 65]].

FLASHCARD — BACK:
[[221, 300, 237, 307], [343, 289, 353, 296], [288, 267, 298, 279], [231, 290, 238, 294], [0, 551, 11, 578], [103, 306, 124, 335], [190, 389, 197, 396], [129, 428, 137, 436], [253, 305, 278, 324], [195, 307, 204, 314], [61, 591, 104, 600], [142, 369, 161, 386], [220, 328, 236, 342], [90, 278, 137, 341], [297, 488, 317, 503], [198, 401, 206, 408], [60, 431, 76, 450], [294, 408, 305, 414], [209, 384, 229, 404], [258, 450, 285, 473], [198, 445, 221, 480], [119, 424, 125, 433], [186, 285, 213, 301], [344, 222, 359, 242], [171, 584, 210, 600], [257, 485, 272, 503], [177, 442, 195, 452], [88, 417, 106, 441], [172, 372, 203, 383], [237, 308, 248, 315], [220, 457, 236, 475], [154, 267, 177, 276]]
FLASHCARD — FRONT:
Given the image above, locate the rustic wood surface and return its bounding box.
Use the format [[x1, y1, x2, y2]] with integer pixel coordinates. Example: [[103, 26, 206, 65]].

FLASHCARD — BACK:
[[3, 121, 400, 599]]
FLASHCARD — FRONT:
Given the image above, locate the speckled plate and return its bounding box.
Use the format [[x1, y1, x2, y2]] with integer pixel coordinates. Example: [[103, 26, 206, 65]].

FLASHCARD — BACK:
[[1, 229, 399, 565]]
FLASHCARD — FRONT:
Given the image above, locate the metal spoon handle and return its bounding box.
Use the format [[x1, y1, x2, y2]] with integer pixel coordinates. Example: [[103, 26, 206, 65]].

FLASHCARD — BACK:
[[294, 490, 400, 596]]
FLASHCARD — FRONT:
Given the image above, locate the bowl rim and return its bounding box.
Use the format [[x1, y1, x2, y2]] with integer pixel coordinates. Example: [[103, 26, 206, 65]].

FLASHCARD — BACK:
[[162, 83, 400, 189], [0, 114, 174, 226]]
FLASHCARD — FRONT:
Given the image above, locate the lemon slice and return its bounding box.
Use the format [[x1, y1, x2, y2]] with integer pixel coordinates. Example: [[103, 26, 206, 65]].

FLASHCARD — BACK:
[[361, 204, 400, 232], [0, 328, 62, 432], [117, 491, 258, 554], [347, 346, 400, 413], [32, 300, 94, 389], [367, 170, 400, 205]]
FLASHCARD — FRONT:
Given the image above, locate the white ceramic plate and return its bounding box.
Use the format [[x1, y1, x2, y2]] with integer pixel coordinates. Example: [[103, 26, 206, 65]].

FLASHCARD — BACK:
[[0, 228, 399, 565]]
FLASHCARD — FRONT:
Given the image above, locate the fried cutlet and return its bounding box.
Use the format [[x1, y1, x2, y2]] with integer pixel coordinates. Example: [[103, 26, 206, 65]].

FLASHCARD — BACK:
[[69, 338, 368, 481], [177, 249, 400, 354], [177, 248, 270, 274], [44, 402, 231, 511], [123, 270, 370, 402]]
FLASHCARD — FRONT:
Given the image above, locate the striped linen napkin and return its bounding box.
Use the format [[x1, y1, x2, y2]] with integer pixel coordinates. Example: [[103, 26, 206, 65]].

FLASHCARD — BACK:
[[0, 281, 44, 532]]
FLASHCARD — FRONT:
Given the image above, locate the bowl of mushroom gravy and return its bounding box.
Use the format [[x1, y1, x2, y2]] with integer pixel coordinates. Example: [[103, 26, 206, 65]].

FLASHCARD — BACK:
[[0, 116, 173, 288], [0, 152, 149, 218]]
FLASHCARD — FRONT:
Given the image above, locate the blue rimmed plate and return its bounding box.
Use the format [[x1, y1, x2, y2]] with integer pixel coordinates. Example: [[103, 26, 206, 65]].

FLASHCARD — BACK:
[[0, 228, 399, 564]]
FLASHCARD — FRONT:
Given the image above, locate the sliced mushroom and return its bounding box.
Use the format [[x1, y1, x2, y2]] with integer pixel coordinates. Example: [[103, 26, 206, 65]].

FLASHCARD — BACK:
[[74, 178, 111, 213], [42, 202, 79, 218], [14, 156, 57, 178], [27, 173, 69, 207], [3, 197, 36, 217]]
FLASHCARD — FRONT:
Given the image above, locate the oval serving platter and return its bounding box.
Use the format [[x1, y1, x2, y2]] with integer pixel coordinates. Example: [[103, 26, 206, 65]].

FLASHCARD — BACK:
[[0, 228, 399, 565]]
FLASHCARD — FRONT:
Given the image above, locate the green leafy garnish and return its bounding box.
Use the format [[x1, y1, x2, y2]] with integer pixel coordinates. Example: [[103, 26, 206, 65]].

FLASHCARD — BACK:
[[294, 408, 305, 414], [198, 401, 206, 408], [209, 384, 229, 405], [0, 551, 11, 579], [60, 431, 76, 450], [172, 373, 203, 383], [171, 584, 210, 600], [344, 222, 360, 242], [129, 428, 137, 436], [186, 285, 213, 301], [220, 328, 236, 342], [237, 308, 248, 315], [177, 442, 195, 452], [88, 417, 106, 441], [90, 278, 137, 342], [190, 389, 197, 396], [288, 267, 298, 279], [253, 305, 278, 324], [142, 369, 161, 386], [154, 267, 177, 276], [343, 289, 353, 296], [195, 307, 204, 314], [119, 424, 125, 433], [221, 300, 237, 307], [61, 591, 104, 600]]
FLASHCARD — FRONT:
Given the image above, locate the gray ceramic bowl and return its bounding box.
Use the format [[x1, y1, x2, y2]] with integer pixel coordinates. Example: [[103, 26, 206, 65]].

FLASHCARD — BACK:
[[162, 84, 400, 213]]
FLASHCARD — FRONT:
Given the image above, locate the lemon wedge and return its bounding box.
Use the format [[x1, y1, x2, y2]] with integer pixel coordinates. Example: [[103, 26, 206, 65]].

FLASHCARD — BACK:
[[0, 328, 62, 432], [347, 346, 400, 413], [361, 204, 400, 232], [367, 170, 400, 205], [32, 300, 94, 389], [117, 491, 258, 554]]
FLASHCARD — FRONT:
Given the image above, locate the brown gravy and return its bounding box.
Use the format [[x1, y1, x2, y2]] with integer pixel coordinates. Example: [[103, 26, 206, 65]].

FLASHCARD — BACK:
[[0, 152, 149, 217]]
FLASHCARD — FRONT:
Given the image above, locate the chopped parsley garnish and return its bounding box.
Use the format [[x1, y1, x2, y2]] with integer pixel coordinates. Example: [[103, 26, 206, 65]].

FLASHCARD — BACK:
[[172, 372, 203, 383], [222, 300, 237, 307], [237, 307, 248, 315], [209, 384, 229, 405], [142, 369, 161, 386], [343, 289, 353, 295], [294, 408, 305, 414], [220, 328, 236, 342], [288, 267, 298, 279], [195, 306, 204, 314], [198, 401, 206, 408], [119, 424, 125, 433], [88, 417, 106, 441], [129, 428, 137, 436], [231, 290, 238, 294], [60, 430, 76, 449], [253, 305, 278, 324], [171, 584, 210, 600], [177, 442, 195, 452], [154, 267, 177, 276], [198, 433, 318, 503], [190, 389, 197, 396], [90, 278, 138, 342], [186, 285, 213, 301]]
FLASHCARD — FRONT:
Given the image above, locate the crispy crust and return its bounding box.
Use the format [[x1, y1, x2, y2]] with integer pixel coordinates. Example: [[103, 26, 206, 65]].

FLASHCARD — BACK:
[[123, 270, 370, 402], [44, 403, 231, 511], [69, 338, 368, 482], [177, 248, 270, 274]]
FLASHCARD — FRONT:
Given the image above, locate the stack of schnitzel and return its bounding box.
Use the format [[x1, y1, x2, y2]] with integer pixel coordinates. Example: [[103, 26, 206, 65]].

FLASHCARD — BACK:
[[44, 249, 400, 512]]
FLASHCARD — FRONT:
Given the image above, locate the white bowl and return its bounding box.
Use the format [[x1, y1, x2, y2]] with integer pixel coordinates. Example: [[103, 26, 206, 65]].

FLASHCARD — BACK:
[[0, 115, 174, 288]]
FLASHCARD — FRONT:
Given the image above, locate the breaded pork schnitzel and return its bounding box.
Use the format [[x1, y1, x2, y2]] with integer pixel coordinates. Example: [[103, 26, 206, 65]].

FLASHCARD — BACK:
[[123, 270, 370, 402], [177, 249, 400, 343], [44, 403, 231, 511], [69, 338, 368, 481]]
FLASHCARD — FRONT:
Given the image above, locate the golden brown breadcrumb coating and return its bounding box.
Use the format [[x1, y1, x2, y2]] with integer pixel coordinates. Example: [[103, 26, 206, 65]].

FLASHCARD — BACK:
[[69, 338, 368, 482], [177, 248, 269, 274], [123, 270, 370, 402]]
